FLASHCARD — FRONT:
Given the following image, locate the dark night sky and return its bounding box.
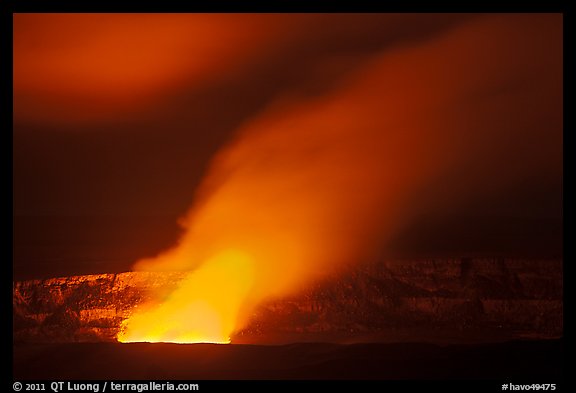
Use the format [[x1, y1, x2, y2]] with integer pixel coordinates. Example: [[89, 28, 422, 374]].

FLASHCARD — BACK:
[[13, 13, 563, 280]]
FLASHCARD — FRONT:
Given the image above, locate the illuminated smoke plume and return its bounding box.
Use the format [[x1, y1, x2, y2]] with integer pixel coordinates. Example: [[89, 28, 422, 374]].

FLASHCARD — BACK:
[[116, 14, 561, 343]]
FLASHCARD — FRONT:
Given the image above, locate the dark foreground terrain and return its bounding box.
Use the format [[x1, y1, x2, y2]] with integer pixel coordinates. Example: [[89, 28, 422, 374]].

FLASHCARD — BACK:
[[14, 339, 562, 379]]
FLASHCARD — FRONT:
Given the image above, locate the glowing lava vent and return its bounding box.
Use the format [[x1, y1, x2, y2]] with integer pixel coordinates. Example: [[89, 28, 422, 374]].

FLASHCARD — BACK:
[[117, 250, 254, 344]]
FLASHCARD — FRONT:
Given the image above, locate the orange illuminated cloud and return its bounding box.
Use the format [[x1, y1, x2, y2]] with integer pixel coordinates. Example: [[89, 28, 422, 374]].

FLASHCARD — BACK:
[[13, 13, 314, 125]]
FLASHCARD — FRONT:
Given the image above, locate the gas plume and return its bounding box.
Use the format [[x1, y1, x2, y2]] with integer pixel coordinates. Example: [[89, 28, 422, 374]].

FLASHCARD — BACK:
[[112, 14, 562, 343]]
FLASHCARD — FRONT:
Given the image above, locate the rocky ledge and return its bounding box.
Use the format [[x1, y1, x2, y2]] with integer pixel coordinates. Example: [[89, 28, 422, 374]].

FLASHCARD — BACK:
[[13, 258, 562, 343]]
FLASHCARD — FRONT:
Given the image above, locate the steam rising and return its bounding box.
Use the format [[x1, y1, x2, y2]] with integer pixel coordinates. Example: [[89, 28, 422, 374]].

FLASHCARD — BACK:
[[119, 14, 561, 343]]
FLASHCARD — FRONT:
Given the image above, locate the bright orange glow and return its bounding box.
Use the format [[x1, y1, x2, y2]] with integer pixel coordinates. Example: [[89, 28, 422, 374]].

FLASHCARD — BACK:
[[118, 250, 254, 343], [115, 14, 562, 345]]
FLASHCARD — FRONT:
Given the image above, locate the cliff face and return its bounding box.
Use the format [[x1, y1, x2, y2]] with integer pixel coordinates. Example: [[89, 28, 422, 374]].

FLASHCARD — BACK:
[[13, 272, 187, 343], [13, 258, 562, 344]]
